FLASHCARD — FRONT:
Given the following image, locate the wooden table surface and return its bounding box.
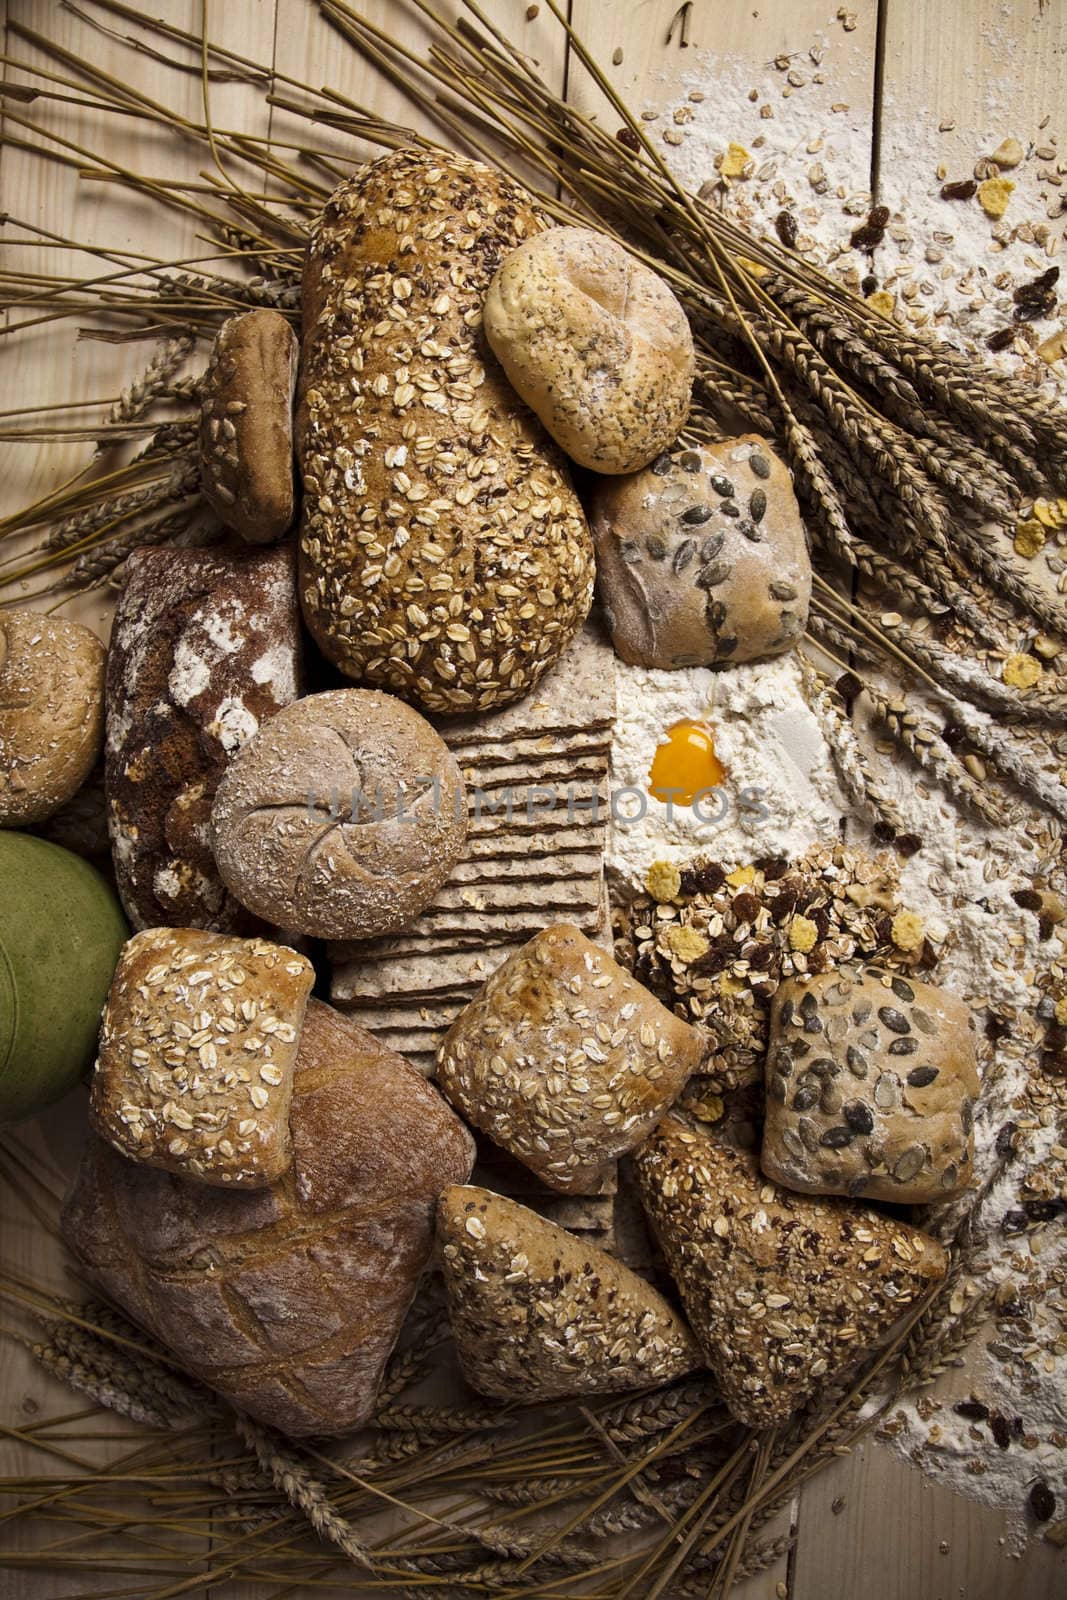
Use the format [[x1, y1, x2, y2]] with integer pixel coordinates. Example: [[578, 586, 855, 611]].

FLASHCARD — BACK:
[[2, 3, 1065, 1597]]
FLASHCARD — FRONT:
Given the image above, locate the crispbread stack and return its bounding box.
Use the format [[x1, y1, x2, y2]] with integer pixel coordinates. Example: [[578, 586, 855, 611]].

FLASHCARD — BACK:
[[328, 625, 615, 1077]]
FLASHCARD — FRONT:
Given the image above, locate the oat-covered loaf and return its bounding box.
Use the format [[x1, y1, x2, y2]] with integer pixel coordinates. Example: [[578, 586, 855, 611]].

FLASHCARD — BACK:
[[64, 999, 476, 1437], [0, 610, 105, 826], [436, 923, 705, 1194], [438, 1184, 701, 1401], [199, 309, 298, 543], [761, 966, 979, 1203], [296, 147, 595, 715], [634, 1118, 948, 1428], [590, 437, 811, 669], [483, 225, 694, 474], [105, 545, 303, 932], [211, 688, 467, 940], [89, 928, 315, 1188]]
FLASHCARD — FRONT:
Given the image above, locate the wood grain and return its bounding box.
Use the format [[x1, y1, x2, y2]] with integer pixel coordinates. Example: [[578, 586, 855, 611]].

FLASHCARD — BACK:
[[2, 4, 1065, 1598]]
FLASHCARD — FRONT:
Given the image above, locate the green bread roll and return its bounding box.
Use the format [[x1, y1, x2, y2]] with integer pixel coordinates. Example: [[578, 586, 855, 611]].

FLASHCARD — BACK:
[[0, 832, 127, 1124]]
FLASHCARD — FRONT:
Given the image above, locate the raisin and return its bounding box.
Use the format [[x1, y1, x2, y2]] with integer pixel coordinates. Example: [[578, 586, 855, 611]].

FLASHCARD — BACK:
[[1013, 293, 1057, 323], [775, 210, 798, 248], [953, 1399, 990, 1421], [986, 326, 1016, 353], [1029, 1481, 1055, 1522], [616, 127, 640, 151], [940, 179, 978, 200], [989, 1413, 1012, 1450]]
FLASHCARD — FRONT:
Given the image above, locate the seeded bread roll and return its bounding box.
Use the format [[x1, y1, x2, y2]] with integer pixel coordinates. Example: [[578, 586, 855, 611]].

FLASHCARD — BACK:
[[211, 688, 467, 940], [89, 929, 315, 1188], [591, 437, 811, 668], [199, 310, 298, 543], [296, 147, 595, 715], [484, 225, 694, 474], [438, 1185, 701, 1401], [436, 923, 706, 1194], [0, 610, 105, 826], [634, 1118, 948, 1428], [105, 545, 303, 932], [761, 966, 979, 1202], [63, 999, 476, 1437]]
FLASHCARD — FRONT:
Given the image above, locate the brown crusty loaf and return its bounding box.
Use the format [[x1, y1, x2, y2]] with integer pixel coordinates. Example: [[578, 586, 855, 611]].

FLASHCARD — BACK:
[[591, 438, 811, 669], [633, 1118, 948, 1429], [105, 545, 303, 932], [296, 147, 595, 715], [483, 226, 694, 474], [63, 999, 476, 1437], [199, 310, 298, 543], [211, 688, 468, 940], [436, 923, 706, 1194], [0, 609, 105, 826], [761, 966, 979, 1203], [438, 1184, 701, 1401], [89, 928, 315, 1189]]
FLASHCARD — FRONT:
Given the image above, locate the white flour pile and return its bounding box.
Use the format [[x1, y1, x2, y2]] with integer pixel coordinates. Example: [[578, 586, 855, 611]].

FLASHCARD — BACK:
[[601, 23, 1067, 1531]]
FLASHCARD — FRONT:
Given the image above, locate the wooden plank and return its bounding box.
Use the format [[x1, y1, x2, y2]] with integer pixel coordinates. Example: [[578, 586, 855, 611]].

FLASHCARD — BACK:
[[791, 1439, 1065, 1600]]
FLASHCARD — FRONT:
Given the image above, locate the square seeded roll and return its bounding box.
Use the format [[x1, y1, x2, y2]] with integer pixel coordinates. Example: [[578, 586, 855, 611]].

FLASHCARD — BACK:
[[633, 1118, 948, 1428], [89, 928, 314, 1189], [761, 966, 979, 1203], [436, 922, 706, 1193]]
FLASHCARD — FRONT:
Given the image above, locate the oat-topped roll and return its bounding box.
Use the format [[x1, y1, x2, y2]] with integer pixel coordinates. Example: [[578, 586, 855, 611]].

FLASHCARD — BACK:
[[438, 1185, 701, 1401], [761, 966, 979, 1202], [89, 928, 314, 1189], [296, 147, 595, 715], [634, 1118, 948, 1429], [436, 923, 705, 1193]]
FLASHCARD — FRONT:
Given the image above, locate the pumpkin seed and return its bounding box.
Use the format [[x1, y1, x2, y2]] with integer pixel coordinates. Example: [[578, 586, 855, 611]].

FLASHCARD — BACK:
[[651, 453, 672, 475], [889, 1036, 919, 1055], [680, 450, 702, 471], [846, 1045, 869, 1078], [874, 1072, 900, 1108], [750, 487, 767, 522], [769, 580, 798, 601], [911, 1008, 936, 1035], [891, 977, 915, 1002], [893, 1145, 926, 1183], [620, 540, 641, 564], [852, 1000, 872, 1024], [821, 1125, 854, 1149], [720, 500, 741, 518], [939, 1162, 959, 1189], [844, 1100, 874, 1134], [672, 538, 697, 574], [681, 502, 712, 525], [738, 519, 763, 541], [820, 1084, 843, 1115], [700, 532, 725, 561], [798, 1116, 820, 1152], [696, 559, 732, 589], [793, 1084, 819, 1112], [646, 534, 668, 560], [878, 1005, 910, 1034], [782, 1128, 807, 1161], [769, 1071, 789, 1102], [749, 453, 771, 479], [779, 998, 795, 1026], [710, 474, 735, 497]]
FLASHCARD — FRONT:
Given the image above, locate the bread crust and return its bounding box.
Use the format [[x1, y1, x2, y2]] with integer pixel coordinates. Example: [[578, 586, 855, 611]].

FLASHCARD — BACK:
[[105, 545, 303, 931], [437, 922, 706, 1193], [211, 687, 468, 939], [0, 610, 105, 825], [296, 148, 594, 714], [199, 309, 298, 543], [64, 999, 476, 1436], [484, 225, 694, 473], [634, 1118, 948, 1428], [591, 438, 812, 668]]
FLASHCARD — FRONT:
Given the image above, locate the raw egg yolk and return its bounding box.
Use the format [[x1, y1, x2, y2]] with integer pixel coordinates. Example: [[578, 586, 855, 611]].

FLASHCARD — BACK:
[[648, 720, 725, 805]]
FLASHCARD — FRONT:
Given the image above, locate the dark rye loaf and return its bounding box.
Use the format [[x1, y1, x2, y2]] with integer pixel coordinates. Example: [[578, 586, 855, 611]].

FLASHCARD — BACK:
[[105, 545, 303, 931], [62, 1000, 476, 1436], [296, 147, 595, 716]]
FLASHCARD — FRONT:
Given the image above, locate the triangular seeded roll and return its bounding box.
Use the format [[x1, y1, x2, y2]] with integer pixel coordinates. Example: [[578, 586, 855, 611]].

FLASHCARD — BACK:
[[633, 1118, 948, 1428], [438, 1184, 702, 1401]]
